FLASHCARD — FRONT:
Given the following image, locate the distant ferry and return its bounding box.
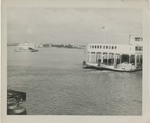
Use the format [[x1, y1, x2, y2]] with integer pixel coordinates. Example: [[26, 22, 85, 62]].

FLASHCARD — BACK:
[[15, 43, 38, 52], [83, 36, 143, 72]]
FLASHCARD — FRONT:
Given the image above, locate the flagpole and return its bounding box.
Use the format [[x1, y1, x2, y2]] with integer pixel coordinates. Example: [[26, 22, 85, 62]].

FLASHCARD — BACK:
[[99, 25, 106, 43], [102, 25, 106, 43], [104, 27, 105, 43]]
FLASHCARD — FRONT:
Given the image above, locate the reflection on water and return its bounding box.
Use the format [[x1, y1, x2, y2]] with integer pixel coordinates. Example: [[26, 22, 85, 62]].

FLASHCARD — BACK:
[[7, 47, 142, 115]]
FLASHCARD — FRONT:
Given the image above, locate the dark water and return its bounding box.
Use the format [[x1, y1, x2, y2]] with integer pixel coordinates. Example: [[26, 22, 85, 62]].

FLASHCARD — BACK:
[[7, 47, 142, 115]]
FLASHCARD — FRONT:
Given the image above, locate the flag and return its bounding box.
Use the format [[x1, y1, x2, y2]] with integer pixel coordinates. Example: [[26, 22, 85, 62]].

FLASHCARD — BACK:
[[99, 25, 105, 32]]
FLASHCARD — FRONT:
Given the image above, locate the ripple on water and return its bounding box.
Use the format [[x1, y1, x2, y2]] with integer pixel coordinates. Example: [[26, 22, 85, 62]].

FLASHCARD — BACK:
[[7, 47, 142, 115]]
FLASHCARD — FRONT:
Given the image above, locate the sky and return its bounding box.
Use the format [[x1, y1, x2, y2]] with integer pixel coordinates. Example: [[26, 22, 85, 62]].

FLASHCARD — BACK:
[[7, 8, 143, 45]]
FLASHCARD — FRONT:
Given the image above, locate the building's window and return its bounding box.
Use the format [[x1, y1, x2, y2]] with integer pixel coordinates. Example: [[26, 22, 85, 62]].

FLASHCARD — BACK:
[[103, 46, 105, 49], [122, 54, 129, 63], [92, 45, 94, 48], [112, 46, 114, 49], [103, 52, 107, 65], [115, 46, 117, 49], [108, 53, 114, 65], [139, 47, 141, 51], [116, 54, 121, 64], [137, 55, 140, 63], [130, 55, 135, 65], [97, 45, 99, 48], [139, 46, 143, 51], [140, 55, 143, 64], [135, 46, 139, 51], [95, 45, 96, 48], [100, 45, 102, 49], [96, 52, 101, 63], [106, 46, 108, 49], [135, 37, 142, 41]]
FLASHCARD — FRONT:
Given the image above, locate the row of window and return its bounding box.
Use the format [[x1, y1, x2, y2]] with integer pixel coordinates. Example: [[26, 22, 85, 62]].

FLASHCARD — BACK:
[[135, 46, 143, 51], [135, 37, 143, 41], [87, 53, 142, 64], [90, 45, 117, 50]]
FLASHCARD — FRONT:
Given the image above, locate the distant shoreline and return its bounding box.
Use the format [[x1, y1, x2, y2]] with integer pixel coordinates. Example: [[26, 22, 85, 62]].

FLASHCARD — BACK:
[[7, 43, 85, 49]]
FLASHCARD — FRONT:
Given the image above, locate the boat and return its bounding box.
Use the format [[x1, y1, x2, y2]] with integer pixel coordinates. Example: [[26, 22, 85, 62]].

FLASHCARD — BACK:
[[30, 49, 39, 52], [15, 43, 38, 52], [7, 89, 27, 115], [83, 36, 143, 72]]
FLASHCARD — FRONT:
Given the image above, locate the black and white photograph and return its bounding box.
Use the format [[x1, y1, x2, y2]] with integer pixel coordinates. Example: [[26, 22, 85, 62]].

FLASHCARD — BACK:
[[1, 0, 149, 123]]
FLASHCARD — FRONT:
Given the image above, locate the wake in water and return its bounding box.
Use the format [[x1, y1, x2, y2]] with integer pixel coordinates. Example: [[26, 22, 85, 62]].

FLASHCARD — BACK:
[[82, 68, 112, 73]]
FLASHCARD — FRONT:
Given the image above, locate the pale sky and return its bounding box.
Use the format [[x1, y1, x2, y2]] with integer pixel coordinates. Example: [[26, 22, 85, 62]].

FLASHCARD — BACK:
[[7, 8, 143, 45]]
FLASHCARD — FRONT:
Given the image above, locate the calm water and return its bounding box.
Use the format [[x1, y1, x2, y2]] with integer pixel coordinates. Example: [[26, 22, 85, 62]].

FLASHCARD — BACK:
[[7, 46, 142, 115]]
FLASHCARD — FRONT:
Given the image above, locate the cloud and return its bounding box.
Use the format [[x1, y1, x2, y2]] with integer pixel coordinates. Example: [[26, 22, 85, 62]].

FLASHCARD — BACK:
[[7, 8, 142, 44]]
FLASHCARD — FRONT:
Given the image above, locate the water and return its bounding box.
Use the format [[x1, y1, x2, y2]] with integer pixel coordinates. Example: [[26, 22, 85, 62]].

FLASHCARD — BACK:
[[7, 46, 142, 115]]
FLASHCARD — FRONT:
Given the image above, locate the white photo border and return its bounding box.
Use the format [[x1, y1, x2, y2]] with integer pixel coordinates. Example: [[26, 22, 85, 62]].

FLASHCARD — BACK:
[[1, 0, 149, 123]]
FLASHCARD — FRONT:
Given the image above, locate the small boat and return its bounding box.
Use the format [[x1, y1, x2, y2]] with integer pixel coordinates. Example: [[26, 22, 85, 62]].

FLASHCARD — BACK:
[[7, 89, 27, 115], [30, 49, 38, 52], [83, 36, 143, 72]]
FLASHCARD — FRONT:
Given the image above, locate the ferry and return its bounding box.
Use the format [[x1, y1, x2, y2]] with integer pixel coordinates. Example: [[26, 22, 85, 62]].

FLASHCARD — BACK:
[[15, 43, 38, 52], [83, 36, 143, 72]]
